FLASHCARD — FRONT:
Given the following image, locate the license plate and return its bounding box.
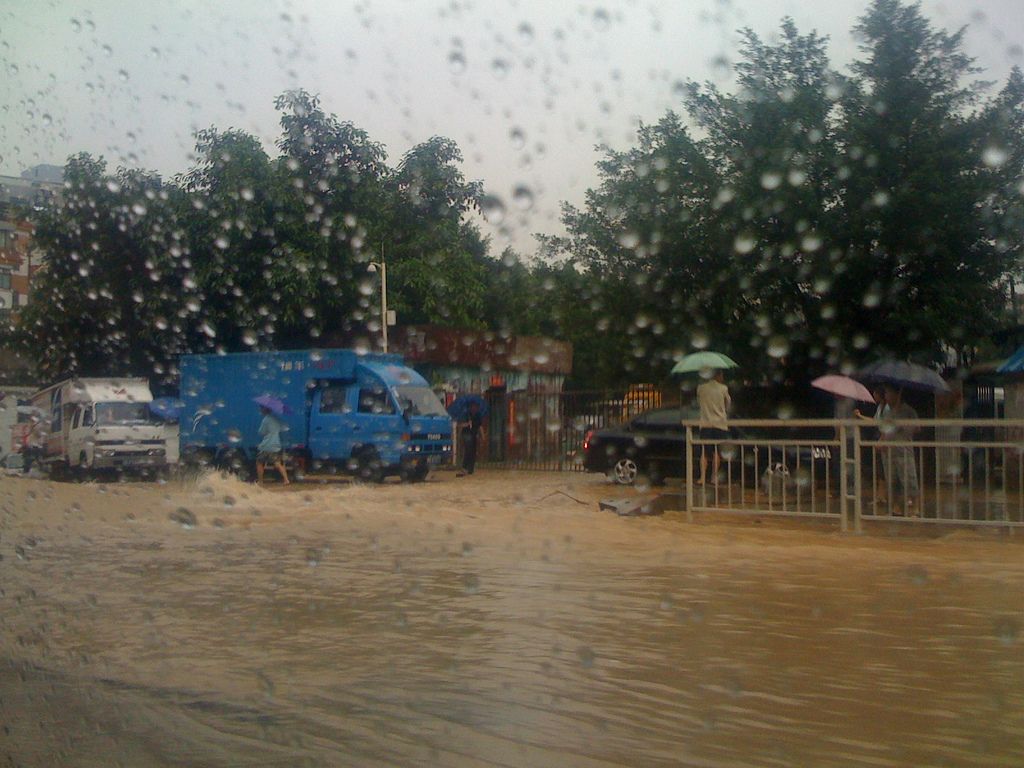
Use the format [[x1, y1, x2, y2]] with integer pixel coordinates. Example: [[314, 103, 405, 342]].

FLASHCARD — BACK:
[[811, 447, 831, 460]]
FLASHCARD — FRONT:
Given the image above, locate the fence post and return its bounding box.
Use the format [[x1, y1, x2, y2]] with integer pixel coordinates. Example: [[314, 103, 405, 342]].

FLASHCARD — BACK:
[[685, 424, 694, 522], [853, 422, 863, 533], [839, 422, 848, 533]]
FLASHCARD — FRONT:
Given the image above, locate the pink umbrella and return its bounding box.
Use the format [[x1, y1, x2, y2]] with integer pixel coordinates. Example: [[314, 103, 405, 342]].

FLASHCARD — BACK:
[[811, 375, 875, 403]]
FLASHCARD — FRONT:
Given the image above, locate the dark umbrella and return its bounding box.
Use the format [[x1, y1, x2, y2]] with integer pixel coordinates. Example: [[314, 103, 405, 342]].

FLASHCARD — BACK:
[[253, 394, 293, 416], [856, 359, 950, 394], [149, 397, 185, 421], [447, 394, 489, 420]]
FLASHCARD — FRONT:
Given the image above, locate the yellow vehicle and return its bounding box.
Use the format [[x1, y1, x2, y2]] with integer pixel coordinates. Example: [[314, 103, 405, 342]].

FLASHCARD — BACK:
[[622, 384, 662, 419]]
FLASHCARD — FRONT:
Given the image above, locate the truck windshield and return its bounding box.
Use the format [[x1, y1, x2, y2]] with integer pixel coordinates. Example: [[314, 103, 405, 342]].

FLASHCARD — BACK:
[[95, 402, 152, 425], [395, 386, 448, 417]]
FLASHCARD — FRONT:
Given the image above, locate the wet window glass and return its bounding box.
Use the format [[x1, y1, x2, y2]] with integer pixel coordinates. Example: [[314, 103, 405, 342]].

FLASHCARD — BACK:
[[395, 385, 447, 417], [2, 1, 1024, 766], [94, 402, 150, 425], [318, 384, 349, 414], [357, 387, 395, 415]]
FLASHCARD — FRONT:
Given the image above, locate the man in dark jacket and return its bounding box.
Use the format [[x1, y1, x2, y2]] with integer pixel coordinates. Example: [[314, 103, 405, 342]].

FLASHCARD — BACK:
[[459, 401, 484, 476]]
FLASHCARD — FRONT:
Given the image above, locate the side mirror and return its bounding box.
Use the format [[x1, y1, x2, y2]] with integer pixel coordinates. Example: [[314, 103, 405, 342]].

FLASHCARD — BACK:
[[403, 406, 413, 422]]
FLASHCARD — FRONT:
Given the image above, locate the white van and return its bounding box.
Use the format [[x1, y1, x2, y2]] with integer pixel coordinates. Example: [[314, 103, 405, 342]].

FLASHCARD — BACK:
[[30, 378, 168, 475]]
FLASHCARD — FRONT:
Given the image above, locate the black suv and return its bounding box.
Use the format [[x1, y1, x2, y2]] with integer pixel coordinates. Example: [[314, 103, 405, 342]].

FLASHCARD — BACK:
[[582, 407, 834, 486], [582, 407, 696, 485]]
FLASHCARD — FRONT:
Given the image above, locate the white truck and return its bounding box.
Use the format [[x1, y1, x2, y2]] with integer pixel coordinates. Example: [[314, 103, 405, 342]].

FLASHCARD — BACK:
[[30, 378, 168, 476]]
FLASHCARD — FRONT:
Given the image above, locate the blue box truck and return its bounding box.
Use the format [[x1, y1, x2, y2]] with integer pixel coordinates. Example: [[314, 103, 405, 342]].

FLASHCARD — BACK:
[[179, 350, 453, 481]]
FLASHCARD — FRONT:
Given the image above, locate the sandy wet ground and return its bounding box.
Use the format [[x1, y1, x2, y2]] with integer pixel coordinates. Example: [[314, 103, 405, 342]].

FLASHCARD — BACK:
[[1, 468, 1023, 766]]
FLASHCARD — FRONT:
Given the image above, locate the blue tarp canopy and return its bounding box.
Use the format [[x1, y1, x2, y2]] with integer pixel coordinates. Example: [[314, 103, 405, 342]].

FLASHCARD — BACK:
[[997, 347, 1024, 374]]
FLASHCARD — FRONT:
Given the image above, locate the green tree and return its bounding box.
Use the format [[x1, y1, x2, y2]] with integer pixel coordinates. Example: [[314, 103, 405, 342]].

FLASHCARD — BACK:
[[684, 19, 840, 380], [545, 1, 1017, 387], [273, 89, 390, 343], [14, 154, 196, 384], [978, 66, 1024, 325], [380, 137, 490, 329], [177, 128, 316, 351], [835, 0, 1008, 366]]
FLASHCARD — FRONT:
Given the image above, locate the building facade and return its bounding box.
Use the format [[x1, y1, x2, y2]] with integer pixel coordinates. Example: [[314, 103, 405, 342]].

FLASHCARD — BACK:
[[0, 165, 62, 314]]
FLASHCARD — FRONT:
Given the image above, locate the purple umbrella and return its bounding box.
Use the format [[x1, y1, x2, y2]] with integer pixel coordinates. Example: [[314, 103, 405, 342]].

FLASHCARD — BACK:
[[253, 394, 292, 416]]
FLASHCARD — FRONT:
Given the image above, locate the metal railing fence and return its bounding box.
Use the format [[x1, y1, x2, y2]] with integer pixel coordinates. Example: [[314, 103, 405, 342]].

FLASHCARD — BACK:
[[473, 388, 678, 471], [456, 387, 1024, 529], [684, 419, 1024, 531]]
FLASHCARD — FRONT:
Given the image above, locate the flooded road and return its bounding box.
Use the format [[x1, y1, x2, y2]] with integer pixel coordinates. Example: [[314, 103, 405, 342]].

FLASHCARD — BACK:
[[2, 470, 1023, 766]]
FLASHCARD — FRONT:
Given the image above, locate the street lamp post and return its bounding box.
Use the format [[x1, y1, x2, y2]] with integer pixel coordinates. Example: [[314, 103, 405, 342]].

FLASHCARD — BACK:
[[367, 255, 389, 353]]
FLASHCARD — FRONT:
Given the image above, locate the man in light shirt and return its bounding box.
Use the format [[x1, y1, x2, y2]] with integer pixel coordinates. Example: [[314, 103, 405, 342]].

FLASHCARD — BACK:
[[697, 370, 731, 485]]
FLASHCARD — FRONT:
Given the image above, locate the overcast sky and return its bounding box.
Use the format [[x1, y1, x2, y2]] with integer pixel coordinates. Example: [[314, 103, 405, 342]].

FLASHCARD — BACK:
[[2, 0, 1022, 255]]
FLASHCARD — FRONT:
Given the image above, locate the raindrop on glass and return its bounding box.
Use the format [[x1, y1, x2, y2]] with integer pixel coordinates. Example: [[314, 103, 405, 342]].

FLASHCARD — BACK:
[[512, 185, 534, 210], [766, 336, 789, 359], [479, 195, 506, 224], [734, 233, 757, 254], [491, 58, 510, 79], [618, 230, 640, 249], [982, 146, 1009, 168], [447, 50, 466, 74]]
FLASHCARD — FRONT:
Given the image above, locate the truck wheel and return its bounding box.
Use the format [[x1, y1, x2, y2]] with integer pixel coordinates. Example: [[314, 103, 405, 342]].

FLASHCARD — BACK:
[[356, 448, 383, 483], [76, 452, 92, 482], [47, 461, 69, 482], [400, 462, 429, 483], [221, 450, 254, 482]]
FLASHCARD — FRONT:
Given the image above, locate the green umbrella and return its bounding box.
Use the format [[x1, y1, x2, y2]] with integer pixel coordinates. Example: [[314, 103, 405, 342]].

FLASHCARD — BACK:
[[671, 351, 739, 374]]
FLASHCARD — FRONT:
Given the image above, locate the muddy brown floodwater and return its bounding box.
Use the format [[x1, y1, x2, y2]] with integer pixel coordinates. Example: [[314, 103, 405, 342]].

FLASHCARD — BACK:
[[1, 469, 1023, 766]]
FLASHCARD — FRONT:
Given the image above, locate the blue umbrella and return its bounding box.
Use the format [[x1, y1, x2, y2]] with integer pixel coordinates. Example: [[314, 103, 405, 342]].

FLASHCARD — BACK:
[[149, 397, 184, 421], [447, 394, 489, 420], [253, 394, 293, 416]]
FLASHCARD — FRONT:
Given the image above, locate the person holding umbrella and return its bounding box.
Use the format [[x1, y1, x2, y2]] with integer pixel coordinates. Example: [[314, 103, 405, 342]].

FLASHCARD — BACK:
[[458, 399, 484, 477], [254, 396, 290, 486], [671, 351, 738, 487], [880, 385, 919, 516], [811, 375, 875, 500], [447, 394, 488, 477], [697, 370, 731, 485], [855, 385, 890, 504]]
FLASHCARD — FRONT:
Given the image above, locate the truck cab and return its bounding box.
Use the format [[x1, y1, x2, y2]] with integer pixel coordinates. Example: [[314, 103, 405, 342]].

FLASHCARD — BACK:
[[32, 378, 168, 475], [306, 362, 452, 480]]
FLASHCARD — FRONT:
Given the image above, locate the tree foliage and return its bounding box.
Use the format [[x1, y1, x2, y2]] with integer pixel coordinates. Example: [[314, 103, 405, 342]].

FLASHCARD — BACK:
[[10, 92, 497, 381], [9, 1, 1024, 393], [545, 0, 1023, 388]]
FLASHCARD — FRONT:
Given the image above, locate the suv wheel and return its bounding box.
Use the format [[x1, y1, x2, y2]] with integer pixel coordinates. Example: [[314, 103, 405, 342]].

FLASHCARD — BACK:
[[611, 457, 639, 485]]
